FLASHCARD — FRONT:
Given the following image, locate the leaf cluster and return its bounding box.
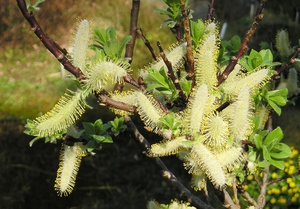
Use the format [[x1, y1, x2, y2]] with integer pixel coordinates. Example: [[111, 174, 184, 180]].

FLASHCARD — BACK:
[[249, 127, 291, 169], [92, 27, 132, 60]]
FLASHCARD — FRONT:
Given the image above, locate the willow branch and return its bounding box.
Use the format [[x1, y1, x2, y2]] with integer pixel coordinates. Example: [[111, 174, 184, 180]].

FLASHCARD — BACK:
[[272, 47, 300, 79], [157, 42, 187, 102], [124, 116, 214, 209], [125, 0, 140, 63], [257, 167, 269, 209], [206, 0, 215, 21], [96, 91, 137, 113], [16, 0, 85, 80], [217, 0, 267, 86], [137, 28, 158, 61], [180, 0, 195, 87], [238, 184, 258, 207], [267, 170, 300, 186]]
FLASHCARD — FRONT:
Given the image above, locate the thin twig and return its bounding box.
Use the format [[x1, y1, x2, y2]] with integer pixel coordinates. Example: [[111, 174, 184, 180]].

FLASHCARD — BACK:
[[237, 184, 258, 207], [257, 167, 269, 209], [217, 0, 267, 86], [16, 0, 85, 80], [267, 170, 300, 186], [206, 0, 215, 21], [124, 116, 215, 209], [157, 42, 187, 102], [137, 28, 158, 60], [125, 0, 140, 64], [272, 47, 300, 79], [180, 0, 195, 87], [95, 91, 137, 113]]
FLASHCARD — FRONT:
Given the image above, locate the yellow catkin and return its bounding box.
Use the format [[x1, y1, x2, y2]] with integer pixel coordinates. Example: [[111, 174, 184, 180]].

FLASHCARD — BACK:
[[191, 173, 206, 191], [109, 90, 137, 116], [194, 34, 218, 90], [203, 113, 229, 148], [190, 142, 226, 189], [85, 59, 129, 92], [215, 147, 244, 169], [54, 143, 86, 196], [150, 136, 186, 157], [221, 68, 269, 96], [185, 84, 209, 135], [34, 90, 88, 137], [276, 30, 293, 57], [230, 86, 252, 142], [139, 42, 187, 79], [135, 91, 166, 132], [72, 19, 90, 75]]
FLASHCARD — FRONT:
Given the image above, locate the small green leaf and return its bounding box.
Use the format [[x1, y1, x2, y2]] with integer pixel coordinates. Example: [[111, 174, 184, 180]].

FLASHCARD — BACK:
[[262, 145, 271, 161], [257, 159, 270, 168], [103, 38, 119, 58], [117, 35, 132, 58], [268, 100, 282, 115], [248, 150, 257, 162], [191, 19, 205, 46], [263, 127, 283, 149], [82, 122, 95, 135], [248, 49, 262, 69], [270, 143, 291, 159], [268, 158, 285, 170]]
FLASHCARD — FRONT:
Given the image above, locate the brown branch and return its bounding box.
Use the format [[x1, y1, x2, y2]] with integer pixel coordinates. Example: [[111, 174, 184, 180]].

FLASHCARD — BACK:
[[125, 0, 140, 64], [157, 42, 187, 102], [267, 170, 300, 186], [217, 0, 267, 86], [124, 116, 215, 209], [206, 0, 215, 21], [180, 0, 195, 87], [257, 167, 269, 209], [96, 91, 137, 113], [272, 47, 300, 79], [137, 28, 158, 61], [16, 0, 85, 81], [237, 184, 258, 207]]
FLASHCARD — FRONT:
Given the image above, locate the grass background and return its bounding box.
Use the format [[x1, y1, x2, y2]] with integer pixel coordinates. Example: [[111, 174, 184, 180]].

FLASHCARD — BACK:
[[1, 0, 300, 208]]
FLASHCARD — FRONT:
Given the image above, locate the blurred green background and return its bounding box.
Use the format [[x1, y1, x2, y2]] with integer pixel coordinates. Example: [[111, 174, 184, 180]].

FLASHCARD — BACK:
[[1, 0, 300, 208]]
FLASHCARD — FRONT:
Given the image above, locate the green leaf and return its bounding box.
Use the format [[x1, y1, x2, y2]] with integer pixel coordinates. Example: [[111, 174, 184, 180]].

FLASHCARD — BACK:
[[106, 27, 117, 40], [94, 27, 107, 46], [118, 35, 132, 58], [190, 19, 205, 46], [94, 119, 104, 134], [257, 159, 270, 168], [263, 127, 283, 149], [248, 150, 257, 162], [268, 100, 282, 115], [103, 38, 119, 58], [270, 143, 291, 159], [268, 158, 285, 170], [82, 122, 95, 135], [248, 49, 262, 69], [262, 145, 271, 161]]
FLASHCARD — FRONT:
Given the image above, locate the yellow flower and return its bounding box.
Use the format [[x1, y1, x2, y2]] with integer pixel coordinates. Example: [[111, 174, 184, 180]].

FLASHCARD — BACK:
[[272, 188, 281, 195], [291, 196, 298, 203], [278, 197, 287, 204], [287, 177, 293, 183], [270, 198, 277, 204], [271, 172, 277, 179], [281, 185, 288, 193], [288, 165, 296, 175], [289, 181, 296, 188], [247, 175, 254, 181], [288, 188, 294, 195], [293, 187, 299, 193], [291, 147, 299, 158]]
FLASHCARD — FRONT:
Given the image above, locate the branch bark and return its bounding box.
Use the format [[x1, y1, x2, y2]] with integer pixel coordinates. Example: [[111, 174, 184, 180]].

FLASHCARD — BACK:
[[180, 0, 195, 87], [217, 0, 267, 86], [125, 0, 140, 64], [16, 0, 85, 81], [124, 116, 215, 209]]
